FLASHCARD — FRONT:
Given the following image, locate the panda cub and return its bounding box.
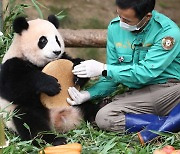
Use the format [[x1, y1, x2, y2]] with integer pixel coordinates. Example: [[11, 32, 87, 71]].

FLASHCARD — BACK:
[[0, 15, 99, 146]]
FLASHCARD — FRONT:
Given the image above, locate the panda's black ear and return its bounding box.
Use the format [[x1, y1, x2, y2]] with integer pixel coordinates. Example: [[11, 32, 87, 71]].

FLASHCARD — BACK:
[[48, 15, 59, 29], [13, 17, 29, 35]]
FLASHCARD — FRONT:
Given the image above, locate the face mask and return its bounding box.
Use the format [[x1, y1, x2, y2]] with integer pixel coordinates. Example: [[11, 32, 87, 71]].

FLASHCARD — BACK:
[[120, 21, 140, 31], [120, 16, 148, 32]]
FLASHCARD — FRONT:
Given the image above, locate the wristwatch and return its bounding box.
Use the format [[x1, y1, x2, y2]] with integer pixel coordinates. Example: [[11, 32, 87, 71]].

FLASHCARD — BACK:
[[102, 64, 107, 76], [102, 70, 107, 76]]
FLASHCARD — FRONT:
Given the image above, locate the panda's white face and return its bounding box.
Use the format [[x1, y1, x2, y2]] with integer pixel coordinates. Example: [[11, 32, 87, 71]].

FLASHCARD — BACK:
[[37, 33, 65, 62], [38, 35, 62, 60], [11, 19, 65, 67], [23, 19, 65, 67]]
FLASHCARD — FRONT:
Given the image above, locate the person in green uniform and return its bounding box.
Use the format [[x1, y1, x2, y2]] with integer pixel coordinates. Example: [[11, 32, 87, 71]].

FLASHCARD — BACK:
[[67, 0, 180, 144]]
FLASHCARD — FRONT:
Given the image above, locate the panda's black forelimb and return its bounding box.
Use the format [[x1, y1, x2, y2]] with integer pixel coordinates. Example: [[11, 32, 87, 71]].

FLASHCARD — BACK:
[[36, 74, 61, 96], [0, 57, 60, 106]]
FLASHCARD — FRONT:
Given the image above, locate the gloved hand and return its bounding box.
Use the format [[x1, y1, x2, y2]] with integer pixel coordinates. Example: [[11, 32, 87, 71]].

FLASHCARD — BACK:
[[67, 87, 90, 105], [72, 59, 106, 78]]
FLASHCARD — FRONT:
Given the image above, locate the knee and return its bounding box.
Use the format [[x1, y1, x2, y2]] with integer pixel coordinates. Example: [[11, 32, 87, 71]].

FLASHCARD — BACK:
[[95, 106, 126, 132], [95, 107, 110, 131]]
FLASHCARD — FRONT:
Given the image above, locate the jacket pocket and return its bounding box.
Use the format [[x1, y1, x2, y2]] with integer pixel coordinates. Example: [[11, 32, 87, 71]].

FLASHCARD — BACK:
[[117, 53, 133, 64], [139, 49, 148, 61]]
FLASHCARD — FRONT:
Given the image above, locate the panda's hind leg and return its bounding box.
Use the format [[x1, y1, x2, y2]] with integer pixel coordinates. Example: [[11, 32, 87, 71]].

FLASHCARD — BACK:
[[78, 100, 103, 124], [13, 106, 66, 146]]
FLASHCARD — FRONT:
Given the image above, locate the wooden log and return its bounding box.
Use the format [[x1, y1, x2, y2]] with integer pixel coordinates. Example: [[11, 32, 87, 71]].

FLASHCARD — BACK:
[[59, 29, 107, 48]]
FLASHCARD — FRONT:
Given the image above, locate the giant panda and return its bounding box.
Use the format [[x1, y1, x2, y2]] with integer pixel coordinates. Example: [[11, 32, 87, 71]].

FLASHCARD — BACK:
[[0, 15, 100, 146]]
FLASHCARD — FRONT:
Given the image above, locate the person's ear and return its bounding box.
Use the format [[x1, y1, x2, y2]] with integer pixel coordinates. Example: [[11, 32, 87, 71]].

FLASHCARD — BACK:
[[146, 13, 152, 20]]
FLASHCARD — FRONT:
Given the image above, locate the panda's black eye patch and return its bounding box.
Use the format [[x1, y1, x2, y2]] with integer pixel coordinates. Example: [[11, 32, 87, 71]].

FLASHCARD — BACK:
[[55, 35, 61, 47], [38, 36, 48, 49]]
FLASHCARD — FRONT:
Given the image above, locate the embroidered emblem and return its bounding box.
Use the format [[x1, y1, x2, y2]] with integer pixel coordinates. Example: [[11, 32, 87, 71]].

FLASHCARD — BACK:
[[145, 43, 152, 47], [162, 36, 175, 50], [116, 42, 123, 47], [118, 56, 124, 62]]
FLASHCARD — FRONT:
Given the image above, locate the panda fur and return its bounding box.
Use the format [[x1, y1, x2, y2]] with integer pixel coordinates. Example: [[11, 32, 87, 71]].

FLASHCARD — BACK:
[[0, 15, 100, 146]]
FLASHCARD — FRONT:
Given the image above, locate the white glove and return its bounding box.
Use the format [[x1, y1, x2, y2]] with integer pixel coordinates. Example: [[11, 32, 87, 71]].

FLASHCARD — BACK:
[[72, 59, 106, 78], [67, 87, 90, 105]]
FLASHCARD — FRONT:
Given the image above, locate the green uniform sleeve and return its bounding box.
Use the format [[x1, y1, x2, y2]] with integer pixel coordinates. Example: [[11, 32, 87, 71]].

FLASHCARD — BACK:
[[87, 77, 118, 99], [87, 24, 119, 99], [107, 28, 180, 87]]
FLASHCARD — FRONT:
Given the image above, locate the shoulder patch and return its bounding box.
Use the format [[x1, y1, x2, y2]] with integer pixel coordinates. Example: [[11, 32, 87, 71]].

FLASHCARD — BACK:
[[161, 36, 175, 50]]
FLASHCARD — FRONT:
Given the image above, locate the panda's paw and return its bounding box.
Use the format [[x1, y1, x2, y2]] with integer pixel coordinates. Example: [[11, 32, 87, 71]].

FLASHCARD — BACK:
[[52, 137, 67, 146], [41, 76, 61, 96], [72, 58, 84, 66]]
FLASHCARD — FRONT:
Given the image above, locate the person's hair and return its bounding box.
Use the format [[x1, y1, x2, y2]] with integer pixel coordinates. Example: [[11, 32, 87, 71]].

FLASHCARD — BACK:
[[116, 0, 156, 19]]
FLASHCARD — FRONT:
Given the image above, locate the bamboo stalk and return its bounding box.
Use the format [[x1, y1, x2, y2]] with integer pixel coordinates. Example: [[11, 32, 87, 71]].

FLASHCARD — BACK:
[[0, 114, 5, 154]]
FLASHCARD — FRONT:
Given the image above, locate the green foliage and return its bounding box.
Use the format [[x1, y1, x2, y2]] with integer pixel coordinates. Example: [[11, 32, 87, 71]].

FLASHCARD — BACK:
[[3, 118, 180, 154], [1, 118, 180, 154], [0, 0, 30, 60], [2, 102, 180, 153], [31, 0, 44, 19], [3, 129, 40, 154]]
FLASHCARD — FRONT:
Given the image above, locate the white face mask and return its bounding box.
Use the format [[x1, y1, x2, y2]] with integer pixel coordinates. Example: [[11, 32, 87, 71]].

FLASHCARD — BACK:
[[119, 16, 148, 32], [120, 21, 140, 31]]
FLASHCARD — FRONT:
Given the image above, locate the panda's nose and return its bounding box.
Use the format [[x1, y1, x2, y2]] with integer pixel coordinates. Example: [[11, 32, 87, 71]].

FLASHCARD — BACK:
[[53, 51, 61, 56]]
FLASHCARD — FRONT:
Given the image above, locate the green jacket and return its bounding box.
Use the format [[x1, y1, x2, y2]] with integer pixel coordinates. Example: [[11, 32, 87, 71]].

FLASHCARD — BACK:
[[87, 10, 180, 99]]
